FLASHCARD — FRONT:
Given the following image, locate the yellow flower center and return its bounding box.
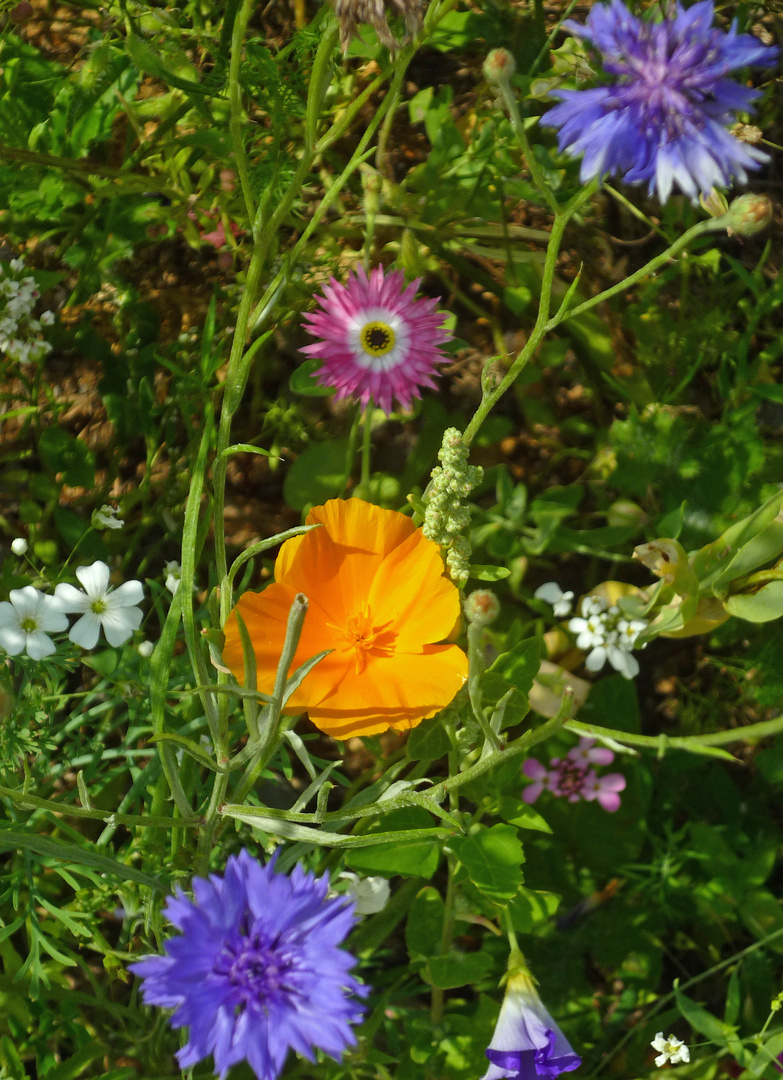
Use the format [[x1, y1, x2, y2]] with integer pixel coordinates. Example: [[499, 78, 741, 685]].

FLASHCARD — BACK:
[[331, 603, 397, 673], [360, 321, 396, 357]]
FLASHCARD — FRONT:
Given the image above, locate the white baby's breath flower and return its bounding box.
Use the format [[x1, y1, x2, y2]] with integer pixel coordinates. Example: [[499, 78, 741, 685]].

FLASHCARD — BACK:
[[138, 640, 155, 658], [53, 561, 143, 649], [164, 560, 182, 595], [0, 586, 68, 660], [338, 872, 391, 915], [11, 537, 28, 555], [651, 1033, 690, 1068], [534, 582, 574, 617], [92, 504, 124, 530]]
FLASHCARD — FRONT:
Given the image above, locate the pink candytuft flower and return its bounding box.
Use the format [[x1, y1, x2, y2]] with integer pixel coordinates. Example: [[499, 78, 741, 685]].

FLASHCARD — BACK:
[[300, 265, 452, 414], [522, 739, 626, 812]]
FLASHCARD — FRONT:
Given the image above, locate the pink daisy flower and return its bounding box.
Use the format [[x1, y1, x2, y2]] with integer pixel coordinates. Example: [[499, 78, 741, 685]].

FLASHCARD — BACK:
[[300, 265, 452, 414]]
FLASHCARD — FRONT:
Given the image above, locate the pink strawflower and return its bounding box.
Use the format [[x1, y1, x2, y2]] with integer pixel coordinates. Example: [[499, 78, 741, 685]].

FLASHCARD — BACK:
[[581, 771, 626, 812], [300, 265, 452, 414]]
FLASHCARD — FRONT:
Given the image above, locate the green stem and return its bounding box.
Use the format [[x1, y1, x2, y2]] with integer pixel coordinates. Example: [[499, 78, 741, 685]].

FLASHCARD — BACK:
[[360, 404, 372, 489], [467, 622, 502, 753], [495, 76, 559, 215], [431, 849, 459, 1025], [462, 182, 597, 446], [566, 713, 783, 753], [228, 0, 257, 223]]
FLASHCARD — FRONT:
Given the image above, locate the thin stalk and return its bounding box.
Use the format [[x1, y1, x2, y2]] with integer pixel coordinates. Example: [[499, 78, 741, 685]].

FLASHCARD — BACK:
[[494, 76, 559, 214], [431, 849, 459, 1025], [566, 713, 783, 752], [228, 0, 257, 222], [360, 405, 373, 489], [462, 182, 597, 446]]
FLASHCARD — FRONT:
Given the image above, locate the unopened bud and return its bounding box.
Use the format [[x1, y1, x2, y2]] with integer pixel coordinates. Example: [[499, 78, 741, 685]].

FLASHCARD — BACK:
[[699, 187, 729, 219], [464, 589, 500, 626], [607, 499, 647, 529], [484, 48, 516, 85], [724, 193, 773, 238], [11, 537, 28, 555], [732, 122, 763, 146], [219, 169, 236, 192]]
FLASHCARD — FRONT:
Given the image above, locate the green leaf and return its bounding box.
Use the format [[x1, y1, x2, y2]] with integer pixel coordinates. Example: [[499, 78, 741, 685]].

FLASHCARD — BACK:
[[346, 808, 441, 878], [406, 886, 445, 959], [725, 582, 783, 623], [498, 797, 552, 834], [283, 439, 350, 511], [149, 733, 224, 773], [674, 987, 731, 1044], [451, 824, 524, 901], [289, 358, 335, 396], [489, 638, 541, 697], [407, 719, 451, 761], [508, 887, 561, 933], [469, 564, 511, 582], [0, 828, 167, 892], [426, 950, 494, 988], [39, 426, 95, 488]]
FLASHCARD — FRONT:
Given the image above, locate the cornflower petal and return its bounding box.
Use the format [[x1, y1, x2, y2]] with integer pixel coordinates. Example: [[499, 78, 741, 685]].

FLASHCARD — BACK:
[[543, 0, 778, 202], [223, 499, 468, 739], [130, 851, 366, 1080], [300, 265, 452, 414]]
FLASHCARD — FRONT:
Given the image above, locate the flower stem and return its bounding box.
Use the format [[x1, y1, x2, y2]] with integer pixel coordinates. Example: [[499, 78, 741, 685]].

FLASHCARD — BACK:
[[360, 404, 373, 490]]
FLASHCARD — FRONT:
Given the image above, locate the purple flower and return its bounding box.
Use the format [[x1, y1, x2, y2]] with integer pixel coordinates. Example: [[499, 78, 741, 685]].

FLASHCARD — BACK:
[[543, 0, 778, 202], [130, 851, 367, 1080], [581, 770, 627, 813], [522, 758, 561, 804], [482, 966, 581, 1080], [566, 737, 614, 768], [300, 265, 451, 414]]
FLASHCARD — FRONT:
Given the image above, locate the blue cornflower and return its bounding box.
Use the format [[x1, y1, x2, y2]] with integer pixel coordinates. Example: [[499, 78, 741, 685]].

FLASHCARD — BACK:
[[130, 851, 367, 1080], [543, 0, 778, 202], [482, 961, 581, 1080]]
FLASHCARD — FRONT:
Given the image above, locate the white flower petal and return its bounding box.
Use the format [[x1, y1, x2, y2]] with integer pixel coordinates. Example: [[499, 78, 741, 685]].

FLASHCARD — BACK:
[[0, 625, 25, 654], [25, 631, 57, 660], [75, 561, 111, 598], [52, 582, 90, 613], [69, 613, 102, 650], [108, 580, 144, 607], [102, 607, 143, 647]]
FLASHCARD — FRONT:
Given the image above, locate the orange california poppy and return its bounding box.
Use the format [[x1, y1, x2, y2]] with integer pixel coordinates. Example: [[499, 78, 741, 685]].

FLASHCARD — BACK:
[[222, 499, 468, 739]]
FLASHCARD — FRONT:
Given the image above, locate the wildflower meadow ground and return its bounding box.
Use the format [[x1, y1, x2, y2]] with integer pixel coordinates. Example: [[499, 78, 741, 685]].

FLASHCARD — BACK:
[[0, 0, 782, 1078]]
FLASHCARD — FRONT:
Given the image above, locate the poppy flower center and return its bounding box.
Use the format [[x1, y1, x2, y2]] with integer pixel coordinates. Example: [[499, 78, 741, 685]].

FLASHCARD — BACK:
[[359, 321, 396, 356], [332, 603, 397, 672]]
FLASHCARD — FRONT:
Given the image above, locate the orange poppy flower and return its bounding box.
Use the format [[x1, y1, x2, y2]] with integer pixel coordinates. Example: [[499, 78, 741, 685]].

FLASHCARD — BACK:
[[222, 499, 468, 739]]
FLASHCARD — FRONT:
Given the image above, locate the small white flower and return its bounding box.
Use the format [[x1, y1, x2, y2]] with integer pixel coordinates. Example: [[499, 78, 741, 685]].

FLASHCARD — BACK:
[[616, 618, 647, 650], [580, 595, 608, 617], [53, 561, 143, 649], [0, 586, 68, 660], [40, 310, 55, 326], [138, 639, 155, 658], [651, 1032, 690, 1068], [534, 582, 574, 618], [9, 258, 24, 272], [11, 538, 28, 556], [607, 646, 640, 679], [164, 560, 182, 595], [585, 644, 608, 672], [92, 504, 124, 530], [568, 613, 607, 650], [338, 872, 391, 915]]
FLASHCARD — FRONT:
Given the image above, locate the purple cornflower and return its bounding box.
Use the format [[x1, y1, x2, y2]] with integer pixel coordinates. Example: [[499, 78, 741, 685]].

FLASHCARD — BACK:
[[129, 851, 367, 1080], [543, 0, 778, 202], [300, 265, 451, 414], [522, 739, 626, 812], [482, 960, 581, 1080]]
